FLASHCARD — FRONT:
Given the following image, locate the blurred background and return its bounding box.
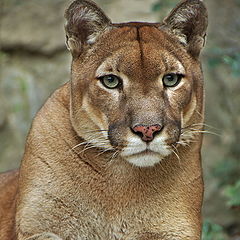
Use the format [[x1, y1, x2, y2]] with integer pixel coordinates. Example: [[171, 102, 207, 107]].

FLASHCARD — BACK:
[[0, 0, 239, 239]]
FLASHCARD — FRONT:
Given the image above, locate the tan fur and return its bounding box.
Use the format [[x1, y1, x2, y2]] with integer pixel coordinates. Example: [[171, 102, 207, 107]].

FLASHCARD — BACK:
[[0, 0, 208, 239]]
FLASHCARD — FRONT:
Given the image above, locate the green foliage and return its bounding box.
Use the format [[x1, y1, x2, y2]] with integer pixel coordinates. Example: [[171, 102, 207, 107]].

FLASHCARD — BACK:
[[18, 76, 28, 94], [207, 47, 240, 78], [222, 53, 240, 77], [152, 2, 162, 12], [202, 220, 226, 240], [0, 51, 8, 62], [223, 180, 240, 207], [207, 48, 222, 68], [213, 159, 240, 187], [13, 103, 23, 113], [11, 76, 29, 113], [151, 0, 178, 13], [235, 0, 240, 6]]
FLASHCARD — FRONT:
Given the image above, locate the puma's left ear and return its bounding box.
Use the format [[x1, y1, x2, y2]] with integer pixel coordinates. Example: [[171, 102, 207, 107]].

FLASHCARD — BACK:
[[64, 0, 111, 57], [162, 0, 208, 58]]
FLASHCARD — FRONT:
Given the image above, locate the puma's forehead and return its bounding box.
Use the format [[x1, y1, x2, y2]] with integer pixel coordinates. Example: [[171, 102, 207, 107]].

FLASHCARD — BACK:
[[97, 24, 189, 55], [93, 25, 189, 78]]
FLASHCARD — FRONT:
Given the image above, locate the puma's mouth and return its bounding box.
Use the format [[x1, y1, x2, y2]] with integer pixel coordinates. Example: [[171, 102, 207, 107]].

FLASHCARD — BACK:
[[120, 139, 171, 167], [123, 150, 165, 167], [133, 149, 156, 155], [124, 148, 159, 157]]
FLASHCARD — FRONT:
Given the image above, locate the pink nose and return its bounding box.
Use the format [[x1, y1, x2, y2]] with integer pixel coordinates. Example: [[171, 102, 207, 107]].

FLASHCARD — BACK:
[[131, 124, 163, 142]]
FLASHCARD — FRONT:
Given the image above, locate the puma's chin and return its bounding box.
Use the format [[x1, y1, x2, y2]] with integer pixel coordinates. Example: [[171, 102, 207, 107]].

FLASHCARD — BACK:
[[124, 151, 165, 167]]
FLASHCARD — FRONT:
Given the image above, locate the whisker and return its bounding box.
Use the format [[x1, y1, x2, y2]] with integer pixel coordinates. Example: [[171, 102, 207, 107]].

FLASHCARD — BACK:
[[172, 144, 179, 154], [108, 150, 120, 164], [176, 140, 191, 147], [77, 142, 111, 155], [182, 122, 215, 130], [87, 135, 108, 140], [72, 141, 90, 150], [72, 134, 110, 150], [195, 109, 204, 118], [84, 129, 108, 134], [184, 123, 204, 129], [78, 145, 97, 154], [192, 123, 217, 129], [187, 129, 221, 137], [72, 140, 108, 150], [171, 147, 181, 164], [96, 148, 113, 156]]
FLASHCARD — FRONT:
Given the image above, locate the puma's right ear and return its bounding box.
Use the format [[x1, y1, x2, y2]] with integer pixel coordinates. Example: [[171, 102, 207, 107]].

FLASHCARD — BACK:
[[64, 0, 111, 57], [162, 0, 208, 58]]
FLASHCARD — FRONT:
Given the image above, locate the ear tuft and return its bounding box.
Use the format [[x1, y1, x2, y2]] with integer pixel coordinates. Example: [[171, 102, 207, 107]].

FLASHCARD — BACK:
[[163, 0, 208, 58], [64, 0, 111, 56]]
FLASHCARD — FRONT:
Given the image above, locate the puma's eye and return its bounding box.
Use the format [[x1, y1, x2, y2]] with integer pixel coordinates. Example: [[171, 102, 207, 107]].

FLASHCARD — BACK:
[[99, 75, 122, 89], [162, 73, 182, 87]]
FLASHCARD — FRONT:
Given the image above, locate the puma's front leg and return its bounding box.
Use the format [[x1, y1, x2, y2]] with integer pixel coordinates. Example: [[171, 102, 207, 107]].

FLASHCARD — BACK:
[[23, 233, 62, 240]]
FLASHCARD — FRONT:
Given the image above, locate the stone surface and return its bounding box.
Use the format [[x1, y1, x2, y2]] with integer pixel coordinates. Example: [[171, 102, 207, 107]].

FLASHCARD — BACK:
[[0, 51, 71, 171], [0, 0, 159, 55], [1, 0, 67, 55]]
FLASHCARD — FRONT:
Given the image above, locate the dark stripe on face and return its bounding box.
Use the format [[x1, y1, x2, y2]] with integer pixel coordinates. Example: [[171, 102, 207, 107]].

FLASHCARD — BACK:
[[136, 27, 145, 69], [108, 120, 127, 148]]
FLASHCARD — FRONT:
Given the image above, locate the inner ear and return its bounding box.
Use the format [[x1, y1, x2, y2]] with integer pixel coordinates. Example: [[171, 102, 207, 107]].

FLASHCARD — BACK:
[[64, 0, 111, 57], [162, 0, 208, 58]]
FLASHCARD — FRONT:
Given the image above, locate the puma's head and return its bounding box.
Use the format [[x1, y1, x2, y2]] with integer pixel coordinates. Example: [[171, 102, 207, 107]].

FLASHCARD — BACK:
[[65, 0, 208, 167]]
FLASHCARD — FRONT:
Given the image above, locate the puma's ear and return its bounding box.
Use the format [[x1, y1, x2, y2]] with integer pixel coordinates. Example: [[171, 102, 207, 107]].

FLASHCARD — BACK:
[[64, 0, 111, 56], [162, 0, 208, 58]]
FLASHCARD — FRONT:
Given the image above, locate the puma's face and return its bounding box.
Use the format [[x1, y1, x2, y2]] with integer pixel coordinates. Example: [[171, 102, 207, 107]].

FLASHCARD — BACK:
[[65, 0, 207, 167], [70, 26, 203, 167]]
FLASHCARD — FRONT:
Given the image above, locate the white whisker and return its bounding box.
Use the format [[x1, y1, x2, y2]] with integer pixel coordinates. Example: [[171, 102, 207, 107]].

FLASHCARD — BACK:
[[96, 148, 113, 156], [171, 145, 181, 164], [72, 141, 89, 150], [187, 129, 221, 137], [108, 150, 119, 164]]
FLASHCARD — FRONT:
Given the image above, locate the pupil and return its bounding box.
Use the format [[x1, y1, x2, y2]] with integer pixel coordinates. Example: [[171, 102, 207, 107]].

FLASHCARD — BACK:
[[108, 76, 115, 83], [167, 75, 174, 81]]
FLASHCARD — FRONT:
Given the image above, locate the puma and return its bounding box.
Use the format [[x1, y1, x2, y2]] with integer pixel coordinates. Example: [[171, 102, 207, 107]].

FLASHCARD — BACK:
[[0, 0, 208, 239]]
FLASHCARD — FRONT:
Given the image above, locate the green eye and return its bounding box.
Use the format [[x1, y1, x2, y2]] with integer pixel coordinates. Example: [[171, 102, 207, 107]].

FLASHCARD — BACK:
[[162, 73, 182, 87], [99, 75, 122, 89]]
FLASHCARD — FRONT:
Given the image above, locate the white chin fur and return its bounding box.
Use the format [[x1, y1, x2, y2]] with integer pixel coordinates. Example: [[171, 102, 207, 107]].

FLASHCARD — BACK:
[[121, 133, 172, 167], [125, 152, 163, 167]]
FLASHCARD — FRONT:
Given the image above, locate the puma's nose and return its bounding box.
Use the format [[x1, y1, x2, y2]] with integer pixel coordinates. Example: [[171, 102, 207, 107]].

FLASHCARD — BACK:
[[131, 124, 163, 142]]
